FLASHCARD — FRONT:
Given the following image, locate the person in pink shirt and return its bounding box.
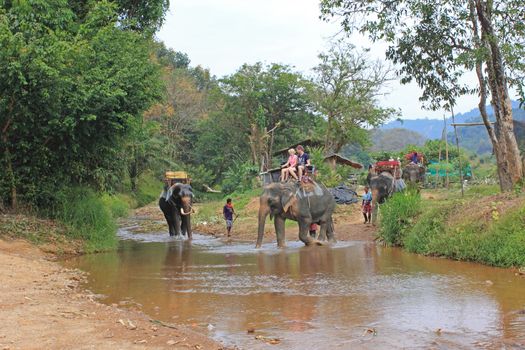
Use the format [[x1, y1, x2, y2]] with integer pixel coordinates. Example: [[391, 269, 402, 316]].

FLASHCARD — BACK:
[[280, 148, 298, 181]]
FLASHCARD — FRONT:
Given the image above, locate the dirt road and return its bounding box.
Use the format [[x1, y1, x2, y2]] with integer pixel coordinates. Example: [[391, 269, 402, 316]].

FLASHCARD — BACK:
[[0, 240, 226, 350]]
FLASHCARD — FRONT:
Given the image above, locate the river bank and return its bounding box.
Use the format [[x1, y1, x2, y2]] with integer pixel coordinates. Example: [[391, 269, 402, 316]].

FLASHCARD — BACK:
[[0, 238, 226, 350], [379, 185, 525, 268]]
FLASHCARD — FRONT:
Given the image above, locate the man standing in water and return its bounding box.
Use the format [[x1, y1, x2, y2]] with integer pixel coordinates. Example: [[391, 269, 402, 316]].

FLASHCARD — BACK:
[[223, 198, 236, 237], [362, 186, 372, 224]]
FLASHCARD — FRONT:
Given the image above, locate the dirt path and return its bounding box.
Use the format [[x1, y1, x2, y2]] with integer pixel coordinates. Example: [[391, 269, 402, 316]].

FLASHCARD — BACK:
[[0, 240, 226, 350]]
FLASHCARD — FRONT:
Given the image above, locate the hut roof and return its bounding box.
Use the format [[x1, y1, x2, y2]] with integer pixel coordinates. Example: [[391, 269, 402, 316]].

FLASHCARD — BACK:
[[324, 153, 363, 169]]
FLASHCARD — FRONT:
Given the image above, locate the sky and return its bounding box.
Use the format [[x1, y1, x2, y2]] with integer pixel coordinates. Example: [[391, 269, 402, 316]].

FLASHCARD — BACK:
[[157, 0, 489, 120]]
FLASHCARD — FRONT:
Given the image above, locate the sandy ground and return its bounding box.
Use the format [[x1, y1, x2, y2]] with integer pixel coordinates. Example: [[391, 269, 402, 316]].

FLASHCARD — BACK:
[[0, 239, 228, 350]]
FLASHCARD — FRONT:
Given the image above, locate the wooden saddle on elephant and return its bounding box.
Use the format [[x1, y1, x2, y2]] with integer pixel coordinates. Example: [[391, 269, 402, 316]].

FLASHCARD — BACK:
[[299, 180, 317, 193]]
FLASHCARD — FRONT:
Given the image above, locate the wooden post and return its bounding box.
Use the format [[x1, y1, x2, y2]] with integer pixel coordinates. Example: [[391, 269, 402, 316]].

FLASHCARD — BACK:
[[444, 115, 449, 189], [437, 124, 443, 187], [451, 107, 464, 197]]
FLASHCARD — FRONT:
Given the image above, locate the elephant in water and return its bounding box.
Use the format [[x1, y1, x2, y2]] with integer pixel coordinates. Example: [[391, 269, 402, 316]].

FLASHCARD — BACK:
[[159, 183, 194, 239], [402, 163, 426, 185], [256, 181, 336, 248]]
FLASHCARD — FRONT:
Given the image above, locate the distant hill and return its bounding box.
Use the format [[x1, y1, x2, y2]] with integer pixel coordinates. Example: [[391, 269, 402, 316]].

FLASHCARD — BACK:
[[369, 128, 426, 152], [382, 101, 524, 140], [448, 119, 525, 154]]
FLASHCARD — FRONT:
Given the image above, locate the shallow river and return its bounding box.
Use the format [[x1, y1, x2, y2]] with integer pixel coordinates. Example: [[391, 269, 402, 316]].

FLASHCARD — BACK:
[[66, 230, 525, 349]]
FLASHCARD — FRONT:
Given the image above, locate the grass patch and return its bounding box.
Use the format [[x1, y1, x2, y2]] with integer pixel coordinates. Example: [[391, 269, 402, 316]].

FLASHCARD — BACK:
[[134, 172, 162, 207], [0, 214, 83, 254], [58, 189, 117, 252], [100, 193, 130, 218], [379, 185, 525, 267], [378, 190, 421, 246]]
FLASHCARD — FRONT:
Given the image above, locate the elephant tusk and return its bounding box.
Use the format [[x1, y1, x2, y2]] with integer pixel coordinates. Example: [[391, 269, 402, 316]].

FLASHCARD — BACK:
[[180, 207, 192, 216]]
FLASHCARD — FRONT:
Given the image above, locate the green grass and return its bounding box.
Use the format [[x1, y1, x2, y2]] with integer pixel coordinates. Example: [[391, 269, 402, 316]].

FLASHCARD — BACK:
[[378, 189, 421, 246], [134, 172, 162, 207], [379, 186, 525, 267], [100, 193, 130, 218], [58, 189, 117, 252]]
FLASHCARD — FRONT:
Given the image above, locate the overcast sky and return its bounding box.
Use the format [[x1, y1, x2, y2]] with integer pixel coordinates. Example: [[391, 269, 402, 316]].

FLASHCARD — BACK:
[[157, 0, 493, 120]]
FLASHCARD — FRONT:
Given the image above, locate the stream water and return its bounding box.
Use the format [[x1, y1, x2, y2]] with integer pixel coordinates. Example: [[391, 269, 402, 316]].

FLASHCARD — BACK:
[[65, 229, 525, 349]]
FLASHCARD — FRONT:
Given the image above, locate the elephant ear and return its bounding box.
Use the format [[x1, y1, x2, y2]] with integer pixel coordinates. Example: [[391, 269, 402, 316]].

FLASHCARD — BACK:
[[168, 184, 181, 205], [281, 188, 297, 213]]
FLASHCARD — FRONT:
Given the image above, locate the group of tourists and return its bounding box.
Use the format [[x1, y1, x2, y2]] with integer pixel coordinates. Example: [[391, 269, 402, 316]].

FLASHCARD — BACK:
[[280, 145, 311, 181]]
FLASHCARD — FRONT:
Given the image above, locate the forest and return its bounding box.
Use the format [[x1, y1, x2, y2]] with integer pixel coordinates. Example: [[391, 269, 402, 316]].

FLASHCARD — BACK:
[[0, 1, 394, 211]]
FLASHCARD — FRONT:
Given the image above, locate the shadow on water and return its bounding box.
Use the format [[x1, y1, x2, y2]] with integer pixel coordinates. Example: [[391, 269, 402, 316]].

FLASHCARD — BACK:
[[65, 230, 525, 349]]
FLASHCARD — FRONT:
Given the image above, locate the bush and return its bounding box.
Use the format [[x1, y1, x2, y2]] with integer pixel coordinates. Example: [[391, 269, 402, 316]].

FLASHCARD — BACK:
[[221, 161, 259, 194], [100, 194, 130, 218], [58, 189, 117, 252], [378, 189, 421, 246], [134, 171, 162, 207]]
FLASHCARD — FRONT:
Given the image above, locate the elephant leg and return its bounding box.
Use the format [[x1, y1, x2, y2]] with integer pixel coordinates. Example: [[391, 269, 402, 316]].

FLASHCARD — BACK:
[[174, 212, 182, 237], [326, 217, 336, 243], [274, 216, 286, 248], [298, 221, 314, 246], [371, 203, 379, 225], [161, 211, 175, 236], [318, 222, 327, 241], [184, 215, 192, 240]]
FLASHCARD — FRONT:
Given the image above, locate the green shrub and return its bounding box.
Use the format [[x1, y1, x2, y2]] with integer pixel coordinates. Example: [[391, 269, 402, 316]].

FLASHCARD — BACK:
[[221, 161, 259, 194], [58, 189, 117, 252], [134, 171, 162, 207], [378, 190, 421, 246], [100, 193, 130, 218]]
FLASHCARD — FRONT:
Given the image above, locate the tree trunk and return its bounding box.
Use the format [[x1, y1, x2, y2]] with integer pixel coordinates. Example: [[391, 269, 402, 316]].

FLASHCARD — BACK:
[[473, 0, 523, 191], [324, 112, 334, 152], [2, 115, 16, 209]]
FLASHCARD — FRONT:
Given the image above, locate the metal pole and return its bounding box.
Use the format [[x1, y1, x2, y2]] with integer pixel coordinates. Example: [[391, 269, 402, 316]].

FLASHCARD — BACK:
[[451, 106, 464, 197]]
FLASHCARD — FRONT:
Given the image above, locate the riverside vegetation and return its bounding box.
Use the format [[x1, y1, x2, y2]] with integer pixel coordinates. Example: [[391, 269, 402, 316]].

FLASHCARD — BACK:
[[378, 185, 525, 267]]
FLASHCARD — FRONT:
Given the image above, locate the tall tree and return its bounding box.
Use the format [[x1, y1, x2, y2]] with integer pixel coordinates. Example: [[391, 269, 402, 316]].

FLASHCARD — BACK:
[[320, 0, 525, 191], [312, 41, 394, 153], [0, 0, 161, 207], [220, 63, 313, 171], [68, 0, 169, 33]]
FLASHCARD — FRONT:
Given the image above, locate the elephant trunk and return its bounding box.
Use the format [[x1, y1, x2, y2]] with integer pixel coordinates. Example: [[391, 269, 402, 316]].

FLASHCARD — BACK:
[[256, 198, 270, 248], [180, 196, 193, 216]]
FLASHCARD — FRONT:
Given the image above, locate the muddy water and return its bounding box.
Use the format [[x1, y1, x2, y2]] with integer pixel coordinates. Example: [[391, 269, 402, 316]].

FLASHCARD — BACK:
[[66, 230, 525, 349]]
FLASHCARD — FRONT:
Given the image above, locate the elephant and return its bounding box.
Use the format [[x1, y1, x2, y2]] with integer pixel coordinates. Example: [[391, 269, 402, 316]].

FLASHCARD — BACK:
[[159, 182, 194, 239], [402, 163, 426, 185], [256, 181, 336, 248], [369, 170, 405, 224]]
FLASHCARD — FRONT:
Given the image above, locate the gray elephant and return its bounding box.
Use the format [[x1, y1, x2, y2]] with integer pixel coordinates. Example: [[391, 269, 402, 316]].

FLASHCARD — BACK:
[[369, 170, 405, 224], [402, 164, 426, 185], [256, 181, 336, 248], [159, 183, 194, 239]]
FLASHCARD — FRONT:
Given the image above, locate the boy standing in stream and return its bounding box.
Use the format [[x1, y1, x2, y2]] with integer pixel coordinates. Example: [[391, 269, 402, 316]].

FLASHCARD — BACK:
[[223, 198, 236, 237]]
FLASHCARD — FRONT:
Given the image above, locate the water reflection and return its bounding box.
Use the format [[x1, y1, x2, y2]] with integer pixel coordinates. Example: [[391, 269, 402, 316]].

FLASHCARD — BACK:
[[66, 233, 525, 349]]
